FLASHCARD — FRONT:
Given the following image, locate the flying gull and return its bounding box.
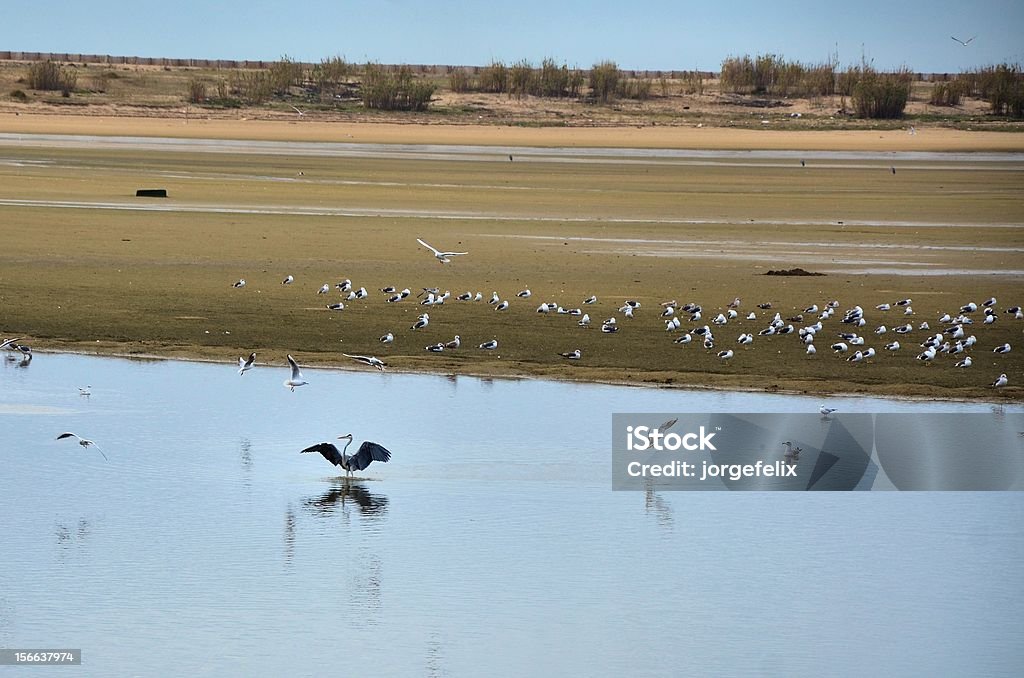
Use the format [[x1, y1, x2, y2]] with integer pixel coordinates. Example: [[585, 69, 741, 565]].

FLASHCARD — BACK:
[[343, 354, 386, 371], [284, 355, 309, 391], [56, 432, 108, 460], [238, 352, 256, 375], [416, 238, 468, 264]]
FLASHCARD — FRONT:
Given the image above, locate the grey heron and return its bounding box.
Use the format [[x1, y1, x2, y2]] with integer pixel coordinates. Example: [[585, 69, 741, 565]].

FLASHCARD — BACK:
[[301, 434, 392, 478], [56, 433, 108, 460]]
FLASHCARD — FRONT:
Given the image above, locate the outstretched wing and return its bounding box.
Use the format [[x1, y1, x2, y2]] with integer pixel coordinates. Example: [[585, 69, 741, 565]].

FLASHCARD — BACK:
[[417, 238, 441, 256], [301, 442, 344, 466], [349, 441, 392, 471], [287, 354, 303, 380]]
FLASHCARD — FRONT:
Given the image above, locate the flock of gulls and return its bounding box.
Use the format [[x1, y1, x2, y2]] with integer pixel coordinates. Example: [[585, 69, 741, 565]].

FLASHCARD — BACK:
[[7, 237, 1018, 471], [216, 238, 1017, 397]]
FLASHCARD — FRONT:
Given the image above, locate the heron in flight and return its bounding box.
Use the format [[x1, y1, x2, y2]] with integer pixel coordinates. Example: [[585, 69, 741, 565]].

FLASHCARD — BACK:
[[284, 355, 309, 391], [56, 433, 108, 460], [416, 238, 468, 264], [301, 434, 392, 478]]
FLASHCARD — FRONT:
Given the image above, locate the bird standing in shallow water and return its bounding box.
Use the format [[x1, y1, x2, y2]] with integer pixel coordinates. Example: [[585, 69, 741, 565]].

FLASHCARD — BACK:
[[301, 434, 392, 478]]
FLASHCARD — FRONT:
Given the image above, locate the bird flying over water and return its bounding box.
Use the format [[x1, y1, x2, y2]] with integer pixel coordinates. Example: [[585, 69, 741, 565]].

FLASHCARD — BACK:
[[301, 434, 392, 478], [343, 354, 386, 371], [56, 432, 108, 460], [416, 238, 468, 264], [238, 352, 256, 375], [284, 355, 309, 391]]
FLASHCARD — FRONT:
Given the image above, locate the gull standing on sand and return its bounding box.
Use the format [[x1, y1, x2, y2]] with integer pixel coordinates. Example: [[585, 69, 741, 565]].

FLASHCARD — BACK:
[[232, 279, 246, 288], [284, 355, 309, 391], [238, 352, 256, 375], [56, 433, 108, 460], [559, 349, 582, 360], [416, 238, 468, 264], [478, 339, 498, 350], [992, 373, 1008, 388], [282, 275, 294, 285], [379, 333, 394, 344]]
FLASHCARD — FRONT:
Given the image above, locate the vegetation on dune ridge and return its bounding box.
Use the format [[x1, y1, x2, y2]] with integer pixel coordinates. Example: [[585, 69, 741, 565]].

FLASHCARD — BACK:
[[3, 52, 1022, 122]]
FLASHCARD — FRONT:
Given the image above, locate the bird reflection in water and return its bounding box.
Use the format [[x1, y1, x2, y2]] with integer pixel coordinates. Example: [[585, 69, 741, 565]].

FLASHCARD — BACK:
[[55, 519, 92, 562], [283, 505, 296, 567], [643, 478, 674, 529], [303, 482, 389, 519]]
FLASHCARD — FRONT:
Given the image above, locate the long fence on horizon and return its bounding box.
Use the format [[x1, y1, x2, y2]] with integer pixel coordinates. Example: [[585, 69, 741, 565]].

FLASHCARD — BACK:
[[0, 51, 963, 82]]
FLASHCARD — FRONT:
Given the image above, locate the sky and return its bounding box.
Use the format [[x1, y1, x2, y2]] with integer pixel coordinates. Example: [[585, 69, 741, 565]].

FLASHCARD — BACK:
[[2, 1, 1021, 73]]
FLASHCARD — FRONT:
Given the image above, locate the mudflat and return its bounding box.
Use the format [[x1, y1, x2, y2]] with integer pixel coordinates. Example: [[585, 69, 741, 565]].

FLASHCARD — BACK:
[[0, 112, 1020, 400]]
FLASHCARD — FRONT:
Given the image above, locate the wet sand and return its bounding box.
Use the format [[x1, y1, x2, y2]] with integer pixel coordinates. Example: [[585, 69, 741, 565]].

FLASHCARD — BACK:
[[0, 112, 1021, 400]]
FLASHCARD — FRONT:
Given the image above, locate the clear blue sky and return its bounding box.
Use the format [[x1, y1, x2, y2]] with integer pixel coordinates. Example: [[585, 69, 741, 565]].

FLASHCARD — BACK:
[[2, 1, 1021, 73]]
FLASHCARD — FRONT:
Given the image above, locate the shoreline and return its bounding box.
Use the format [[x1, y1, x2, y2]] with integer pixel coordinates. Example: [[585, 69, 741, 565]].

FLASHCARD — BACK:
[[23, 342, 1022, 405]]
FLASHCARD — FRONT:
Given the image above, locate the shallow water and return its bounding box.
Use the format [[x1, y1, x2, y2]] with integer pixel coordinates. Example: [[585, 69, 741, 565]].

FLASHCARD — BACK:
[[3, 132, 1024, 165], [1, 354, 1022, 676]]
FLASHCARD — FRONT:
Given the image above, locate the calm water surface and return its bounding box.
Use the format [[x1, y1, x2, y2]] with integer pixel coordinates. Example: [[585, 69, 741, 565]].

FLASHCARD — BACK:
[[1, 354, 1022, 677]]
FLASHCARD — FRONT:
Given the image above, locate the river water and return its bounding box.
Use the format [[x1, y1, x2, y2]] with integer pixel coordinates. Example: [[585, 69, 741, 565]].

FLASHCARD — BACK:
[[1, 353, 1021, 676]]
